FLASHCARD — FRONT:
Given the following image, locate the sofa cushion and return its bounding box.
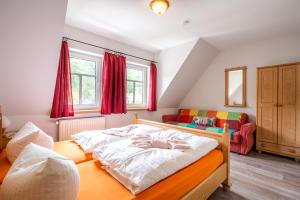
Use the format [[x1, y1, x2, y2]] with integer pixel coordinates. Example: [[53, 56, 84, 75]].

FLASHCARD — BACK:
[[205, 127, 237, 140], [206, 111, 217, 118], [179, 109, 190, 116], [216, 112, 228, 120], [177, 109, 248, 131], [196, 125, 210, 130], [178, 115, 193, 123], [189, 109, 199, 116], [192, 116, 216, 127], [177, 123, 197, 128]]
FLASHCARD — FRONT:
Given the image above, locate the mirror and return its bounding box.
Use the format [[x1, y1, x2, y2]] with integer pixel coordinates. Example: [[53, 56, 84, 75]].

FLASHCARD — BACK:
[[225, 66, 247, 107]]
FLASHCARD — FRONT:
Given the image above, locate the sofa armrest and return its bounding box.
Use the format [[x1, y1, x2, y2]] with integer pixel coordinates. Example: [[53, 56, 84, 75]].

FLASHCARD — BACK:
[[239, 123, 256, 154], [162, 114, 178, 123], [240, 123, 256, 138]]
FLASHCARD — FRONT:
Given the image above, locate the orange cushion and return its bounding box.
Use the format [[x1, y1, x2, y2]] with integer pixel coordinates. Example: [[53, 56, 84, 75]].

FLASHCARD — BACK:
[[77, 150, 223, 200], [53, 140, 93, 164], [0, 150, 11, 184]]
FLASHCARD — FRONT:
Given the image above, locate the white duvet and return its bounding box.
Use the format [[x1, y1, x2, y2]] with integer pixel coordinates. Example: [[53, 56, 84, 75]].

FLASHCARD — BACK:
[[71, 124, 163, 153], [93, 129, 218, 194]]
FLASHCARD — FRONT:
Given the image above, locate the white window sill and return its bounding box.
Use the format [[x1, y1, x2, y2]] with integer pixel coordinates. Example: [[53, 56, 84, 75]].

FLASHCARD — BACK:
[[127, 107, 148, 111]]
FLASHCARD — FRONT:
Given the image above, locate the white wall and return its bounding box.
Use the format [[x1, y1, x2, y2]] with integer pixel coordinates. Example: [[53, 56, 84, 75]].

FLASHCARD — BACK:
[[64, 25, 154, 65], [0, 0, 68, 138], [181, 33, 300, 122]]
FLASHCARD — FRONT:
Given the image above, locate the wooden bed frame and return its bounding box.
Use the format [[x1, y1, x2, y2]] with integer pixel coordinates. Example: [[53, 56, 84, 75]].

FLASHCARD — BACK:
[[134, 114, 231, 200]]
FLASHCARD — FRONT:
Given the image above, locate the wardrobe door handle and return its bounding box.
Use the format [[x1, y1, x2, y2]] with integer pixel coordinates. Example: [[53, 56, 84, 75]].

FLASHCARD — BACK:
[[278, 104, 283, 107]]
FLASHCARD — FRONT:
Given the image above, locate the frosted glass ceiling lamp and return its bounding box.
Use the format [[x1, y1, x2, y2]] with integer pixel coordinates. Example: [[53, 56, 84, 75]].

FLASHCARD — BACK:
[[150, 0, 170, 15]]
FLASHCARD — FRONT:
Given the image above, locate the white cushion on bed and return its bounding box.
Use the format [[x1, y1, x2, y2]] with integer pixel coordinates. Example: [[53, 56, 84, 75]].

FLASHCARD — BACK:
[[6, 122, 54, 163], [0, 143, 80, 200]]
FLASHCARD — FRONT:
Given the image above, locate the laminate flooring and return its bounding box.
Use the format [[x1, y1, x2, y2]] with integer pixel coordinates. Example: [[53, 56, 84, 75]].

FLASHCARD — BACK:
[[209, 151, 300, 200]]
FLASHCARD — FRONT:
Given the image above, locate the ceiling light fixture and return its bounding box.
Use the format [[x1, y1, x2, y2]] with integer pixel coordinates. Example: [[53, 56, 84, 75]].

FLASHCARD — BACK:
[[150, 0, 170, 15]]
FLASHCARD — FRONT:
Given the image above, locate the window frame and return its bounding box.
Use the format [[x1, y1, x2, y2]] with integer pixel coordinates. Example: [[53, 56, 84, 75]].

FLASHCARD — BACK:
[[126, 64, 149, 109], [69, 51, 101, 110]]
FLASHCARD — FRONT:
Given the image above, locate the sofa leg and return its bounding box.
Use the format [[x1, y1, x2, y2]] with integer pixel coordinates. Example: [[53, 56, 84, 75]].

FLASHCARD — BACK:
[[295, 158, 299, 162], [258, 150, 262, 154]]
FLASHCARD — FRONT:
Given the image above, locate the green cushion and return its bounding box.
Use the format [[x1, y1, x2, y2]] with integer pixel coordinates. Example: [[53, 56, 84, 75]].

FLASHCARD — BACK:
[[177, 123, 190, 127], [205, 127, 236, 140], [197, 110, 207, 117], [227, 112, 241, 120], [178, 123, 197, 129]]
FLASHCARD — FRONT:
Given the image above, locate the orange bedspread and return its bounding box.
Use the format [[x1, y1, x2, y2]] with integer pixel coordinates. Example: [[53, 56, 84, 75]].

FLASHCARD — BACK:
[[77, 149, 223, 200], [53, 140, 93, 164]]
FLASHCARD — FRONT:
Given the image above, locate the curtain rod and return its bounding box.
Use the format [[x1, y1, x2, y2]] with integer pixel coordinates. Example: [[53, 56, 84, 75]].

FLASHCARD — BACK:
[[63, 37, 157, 64]]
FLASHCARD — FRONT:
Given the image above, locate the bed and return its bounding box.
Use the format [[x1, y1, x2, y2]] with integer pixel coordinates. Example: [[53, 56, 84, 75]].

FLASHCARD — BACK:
[[75, 115, 231, 200], [0, 106, 231, 200]]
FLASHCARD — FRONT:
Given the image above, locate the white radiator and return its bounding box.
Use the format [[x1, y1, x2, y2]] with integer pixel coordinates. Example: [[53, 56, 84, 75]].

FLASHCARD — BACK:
[[58, 117, 105, 141]]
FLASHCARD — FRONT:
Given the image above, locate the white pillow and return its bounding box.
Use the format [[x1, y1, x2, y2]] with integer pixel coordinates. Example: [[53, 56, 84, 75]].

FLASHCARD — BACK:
[[6, 122, 54, 163], [0, 143, 80, 200]]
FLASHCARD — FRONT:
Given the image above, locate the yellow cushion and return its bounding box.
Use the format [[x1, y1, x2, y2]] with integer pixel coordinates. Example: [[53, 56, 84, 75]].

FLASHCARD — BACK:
[[189, 109, 199, 116], [216, 112, 228, 120]]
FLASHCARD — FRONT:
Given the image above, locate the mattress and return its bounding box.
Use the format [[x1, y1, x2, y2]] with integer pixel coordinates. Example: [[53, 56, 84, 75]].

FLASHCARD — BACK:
[[77, 149, 223, 200], [0, 140, 93, 184]]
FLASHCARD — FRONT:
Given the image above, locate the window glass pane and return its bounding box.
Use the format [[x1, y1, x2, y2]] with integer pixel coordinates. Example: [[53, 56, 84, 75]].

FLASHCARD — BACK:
[[71, 74, 80, 105], [126, 81, 134, 104], [135, 82, 143, 104], [127, 68, 143, 81], [70, 57, 96, 75], [82, 76, 96, 105]]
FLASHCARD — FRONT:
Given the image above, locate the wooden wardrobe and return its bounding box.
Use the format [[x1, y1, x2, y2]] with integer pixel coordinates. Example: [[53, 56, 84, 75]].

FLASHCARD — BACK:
[[256, 62, 300, 161]]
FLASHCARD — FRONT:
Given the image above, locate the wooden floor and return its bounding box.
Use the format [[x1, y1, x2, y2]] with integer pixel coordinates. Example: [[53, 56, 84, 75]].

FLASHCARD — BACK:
[[209, 151, 300, 200]]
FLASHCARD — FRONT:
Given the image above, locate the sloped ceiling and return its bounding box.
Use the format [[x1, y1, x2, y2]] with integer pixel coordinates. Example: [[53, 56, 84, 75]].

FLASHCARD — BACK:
[[66, 0, 300, 51], [156, 39, 198, 99], [157, 39, 219, 108]]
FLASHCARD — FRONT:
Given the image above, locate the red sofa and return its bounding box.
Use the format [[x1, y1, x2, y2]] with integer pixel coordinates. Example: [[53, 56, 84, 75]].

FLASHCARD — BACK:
[[162, 109, 256, 155]]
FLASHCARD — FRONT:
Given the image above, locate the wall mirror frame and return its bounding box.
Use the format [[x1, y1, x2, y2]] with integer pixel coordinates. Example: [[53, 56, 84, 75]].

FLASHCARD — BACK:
[[225, 66, 247, 107]]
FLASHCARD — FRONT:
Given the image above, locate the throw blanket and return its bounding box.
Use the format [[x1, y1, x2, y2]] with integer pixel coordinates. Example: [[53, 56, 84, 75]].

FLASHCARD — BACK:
[[131, 133, 191, 150], [93, 129, 218, 194]]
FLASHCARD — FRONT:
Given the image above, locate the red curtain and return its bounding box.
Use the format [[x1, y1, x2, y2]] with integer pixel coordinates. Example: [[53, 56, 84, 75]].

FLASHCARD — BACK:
[[101, 52, 127, 114], [50, 41, 74, 118], [148, 63, 157, 111]]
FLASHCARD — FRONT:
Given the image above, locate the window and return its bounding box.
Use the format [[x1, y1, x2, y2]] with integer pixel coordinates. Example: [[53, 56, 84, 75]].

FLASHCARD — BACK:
[[70, 52, 101, 109], [126, 65, 148, 108], [69, 49, 148, 111]]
